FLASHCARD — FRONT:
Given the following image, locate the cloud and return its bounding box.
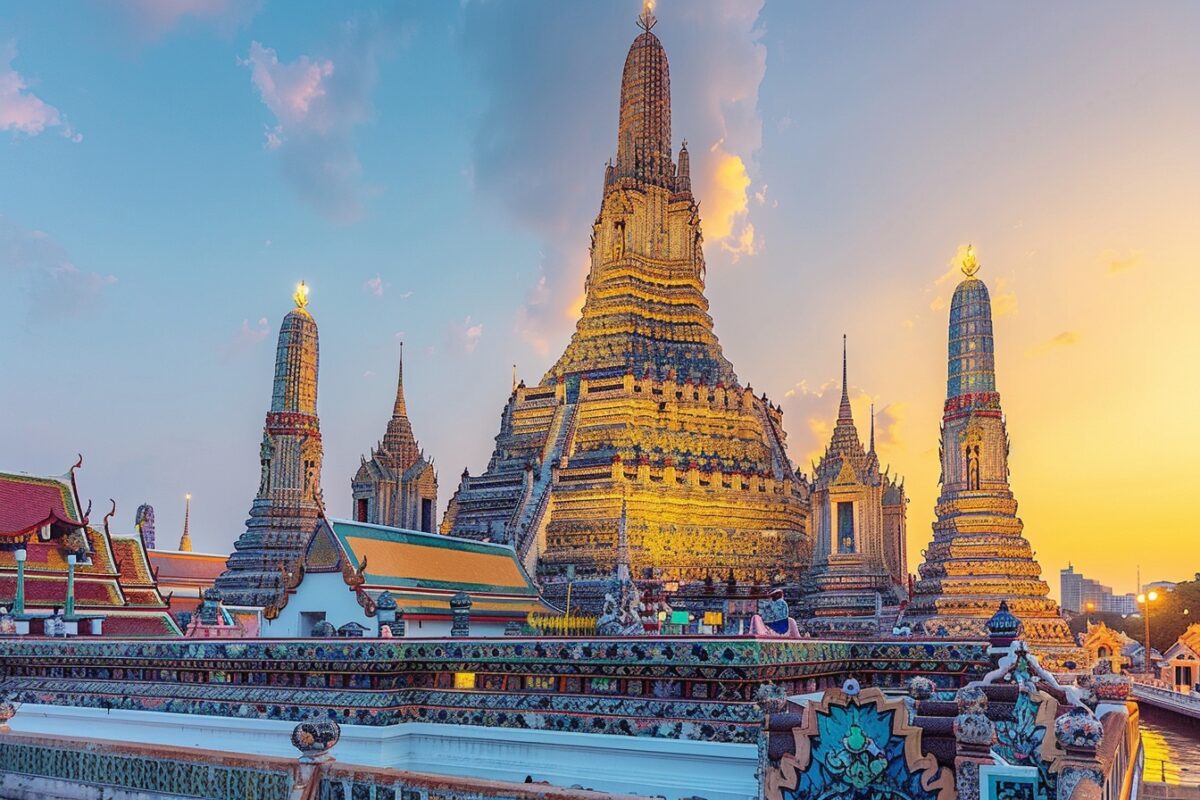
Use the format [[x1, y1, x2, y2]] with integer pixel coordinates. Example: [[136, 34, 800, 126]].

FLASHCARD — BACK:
[[0, 41, 81, 142], [1105, 249, 1144, 274], [1029, 330, 1080, 356], [461, 1, 767, 361], [447, 315, 483, 354], [397, 290, 413, 300], [241, 15, 410, 223], [364, 274, 385, 296], [706, 144, 759, 260], [991, 276, 1018, 318], [224, 316, 269, 355], [97, 0, 262, 43], [0, 215, 115, 319]]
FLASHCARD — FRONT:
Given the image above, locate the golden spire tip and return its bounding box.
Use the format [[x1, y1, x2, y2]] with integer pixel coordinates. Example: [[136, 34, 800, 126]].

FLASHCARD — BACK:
[[294, 281, 309, 309], [960, 244, 980, 278]]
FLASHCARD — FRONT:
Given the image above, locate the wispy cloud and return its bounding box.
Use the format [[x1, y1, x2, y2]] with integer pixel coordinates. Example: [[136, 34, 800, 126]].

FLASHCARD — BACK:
[[224, 316, 270, 355], [0, 41, 81, 142], [0, 215, 115, 320], [364, 274, 385, 296], [1029, 330, 1080, 356], [241, 14, 410, 223], [97, 0, 262, 44], [1105, 249, 1144, 275], [447, 315, 483, 354]]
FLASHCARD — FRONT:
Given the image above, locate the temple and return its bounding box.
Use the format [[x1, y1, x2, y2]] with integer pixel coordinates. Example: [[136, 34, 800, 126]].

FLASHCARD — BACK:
[[351, 345, 438, 533], [260, 516, 556, 638], [907, 248, 1078, 664], [441, 8, 809, 608], [800, 338, 908, 636], [214, 282, 324, 607], [0, 466, 178, 636]]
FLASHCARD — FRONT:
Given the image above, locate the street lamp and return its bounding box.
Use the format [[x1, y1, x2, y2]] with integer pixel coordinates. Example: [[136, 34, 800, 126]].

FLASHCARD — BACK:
[[1137, 590, 1159, 674]]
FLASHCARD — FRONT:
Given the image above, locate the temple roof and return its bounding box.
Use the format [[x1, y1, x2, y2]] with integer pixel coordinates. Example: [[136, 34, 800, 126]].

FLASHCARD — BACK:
[[324, 518, 541, 596], [0, 470, 88, 540]]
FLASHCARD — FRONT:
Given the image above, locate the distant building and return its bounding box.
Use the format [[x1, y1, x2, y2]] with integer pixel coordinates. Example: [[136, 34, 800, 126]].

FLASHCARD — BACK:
[[351, 347, 438, 533], [1060, 565, 1137, 615]]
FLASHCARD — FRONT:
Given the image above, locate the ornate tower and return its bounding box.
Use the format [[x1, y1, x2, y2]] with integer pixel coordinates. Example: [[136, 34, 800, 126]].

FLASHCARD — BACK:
[[908, 249, 1077, 663], [352, 345, 438, 532], [214, 283, 324, 607], [442, 9, 808, 610], [178, 494, 193, 552], [802, 338, 907, 636]]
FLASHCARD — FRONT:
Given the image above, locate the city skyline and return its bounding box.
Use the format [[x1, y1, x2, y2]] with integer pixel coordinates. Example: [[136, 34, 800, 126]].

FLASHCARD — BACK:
[[2, 1, 1198, 597]]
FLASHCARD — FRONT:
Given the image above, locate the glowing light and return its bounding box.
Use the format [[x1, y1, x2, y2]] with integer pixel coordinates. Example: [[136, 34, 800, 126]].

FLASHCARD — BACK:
[[960, 244, 980, 277], [294, 281, 309, 309]]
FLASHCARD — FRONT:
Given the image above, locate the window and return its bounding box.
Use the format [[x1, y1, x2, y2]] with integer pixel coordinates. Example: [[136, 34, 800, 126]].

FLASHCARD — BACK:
[[355, 498, 368, 522], [837, 501, 855, 553], [421, 498, 434, 533]]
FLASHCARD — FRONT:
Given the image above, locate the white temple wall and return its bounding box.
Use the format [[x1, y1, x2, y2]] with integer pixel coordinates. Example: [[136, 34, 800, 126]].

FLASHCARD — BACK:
[[10, 705, 757, 800]]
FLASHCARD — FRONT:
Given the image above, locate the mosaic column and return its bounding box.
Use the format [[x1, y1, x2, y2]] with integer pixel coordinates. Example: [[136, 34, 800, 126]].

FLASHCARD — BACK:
[[450, 591, 471, 637], [65, 553, 76, 618], [14, 547, 26, 616]]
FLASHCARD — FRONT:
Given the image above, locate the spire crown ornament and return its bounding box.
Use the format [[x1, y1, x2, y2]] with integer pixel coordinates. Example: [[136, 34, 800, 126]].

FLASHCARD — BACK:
[[294, 281, 309, 309], [638, 0, 657, 32], [960, 244, 980, 278]]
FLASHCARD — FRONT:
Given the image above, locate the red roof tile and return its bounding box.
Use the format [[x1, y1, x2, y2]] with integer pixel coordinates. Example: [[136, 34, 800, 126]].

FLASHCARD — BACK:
[[0, 473, 85, 539]]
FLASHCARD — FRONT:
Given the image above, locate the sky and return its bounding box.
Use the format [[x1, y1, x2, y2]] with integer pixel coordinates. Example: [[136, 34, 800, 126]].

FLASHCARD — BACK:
[[2, 0, 1198, 599]]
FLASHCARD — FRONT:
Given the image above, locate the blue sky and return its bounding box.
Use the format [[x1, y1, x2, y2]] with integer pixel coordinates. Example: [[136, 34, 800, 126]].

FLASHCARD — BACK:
[[2, 1, 1197, 594]]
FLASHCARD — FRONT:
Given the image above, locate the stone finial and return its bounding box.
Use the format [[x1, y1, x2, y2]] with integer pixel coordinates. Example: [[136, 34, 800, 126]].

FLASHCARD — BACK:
[[986, 600, 1022, 648], [908, 676, 936, 702], [291, 718, 340, 762], [1053, 707, 1104, 754], [956, 685, 988, 715], [0, 696, 17, 732]]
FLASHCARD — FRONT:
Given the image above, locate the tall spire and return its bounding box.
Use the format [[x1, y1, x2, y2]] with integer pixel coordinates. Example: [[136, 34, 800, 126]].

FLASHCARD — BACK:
[[393, 342, 407, 418], [869, 403, 876, 454], [945, 246, 998, 416], [616, 1, 672, 189], [838, 334, 853, 423], [178, 494, 192, 552]]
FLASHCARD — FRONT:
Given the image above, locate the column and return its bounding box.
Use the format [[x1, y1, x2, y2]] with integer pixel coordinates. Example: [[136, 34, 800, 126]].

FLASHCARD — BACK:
[[65, 553, 77, 618], [14, 548, 26, 616]]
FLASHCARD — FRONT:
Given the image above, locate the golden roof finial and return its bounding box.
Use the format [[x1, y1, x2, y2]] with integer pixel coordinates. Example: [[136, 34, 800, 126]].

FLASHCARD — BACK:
[[638, 0, 657, 32], [294, 281, 309, 309], [960, 244, 980, 278]]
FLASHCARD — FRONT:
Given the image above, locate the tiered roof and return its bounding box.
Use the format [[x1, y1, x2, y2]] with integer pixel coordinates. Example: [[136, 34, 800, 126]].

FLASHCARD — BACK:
[[274, 517, 556, 621], [0, 467, 180, 637]]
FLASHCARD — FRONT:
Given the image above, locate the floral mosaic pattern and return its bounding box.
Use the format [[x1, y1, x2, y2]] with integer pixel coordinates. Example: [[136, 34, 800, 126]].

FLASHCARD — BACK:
[[0, 637, 990, 743]]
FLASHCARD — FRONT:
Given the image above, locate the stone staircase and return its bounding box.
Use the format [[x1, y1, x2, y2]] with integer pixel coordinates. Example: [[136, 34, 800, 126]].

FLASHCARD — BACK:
[[514, 401, 577, 577]]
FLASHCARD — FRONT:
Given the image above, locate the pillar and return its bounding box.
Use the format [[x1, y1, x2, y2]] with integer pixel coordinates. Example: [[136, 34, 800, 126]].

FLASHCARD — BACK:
[[65, 553, 77, 618], [14, 548, 26, 616]]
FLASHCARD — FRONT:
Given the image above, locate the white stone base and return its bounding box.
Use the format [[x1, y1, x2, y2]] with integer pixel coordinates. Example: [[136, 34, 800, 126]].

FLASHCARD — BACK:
[[11, 705, 758, 800]]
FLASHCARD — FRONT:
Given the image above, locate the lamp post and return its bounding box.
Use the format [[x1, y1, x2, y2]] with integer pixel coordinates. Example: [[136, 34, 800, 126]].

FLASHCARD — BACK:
[[1137, 590, 1159, 675]]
